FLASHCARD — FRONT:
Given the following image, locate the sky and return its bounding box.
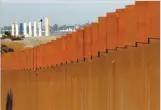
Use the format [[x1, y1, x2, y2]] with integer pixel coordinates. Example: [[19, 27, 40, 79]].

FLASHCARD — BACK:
[[0, 0, 135, 27]]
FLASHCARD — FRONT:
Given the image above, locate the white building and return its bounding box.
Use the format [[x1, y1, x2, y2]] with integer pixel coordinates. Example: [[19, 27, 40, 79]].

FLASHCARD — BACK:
[[11, 17, 49, 37]]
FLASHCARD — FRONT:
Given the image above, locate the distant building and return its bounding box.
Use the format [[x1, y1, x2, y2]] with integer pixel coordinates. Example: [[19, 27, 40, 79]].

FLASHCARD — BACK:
[[0, 26, 12, 34], [48, 23, 90, 36], [19, 23, 23, 35]]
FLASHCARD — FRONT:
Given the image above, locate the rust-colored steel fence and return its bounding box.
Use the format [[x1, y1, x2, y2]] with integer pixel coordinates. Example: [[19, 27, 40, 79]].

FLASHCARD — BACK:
[[2, 40, 160, 110], [1, 1, 160, 110], [1, 1, 160, 70]]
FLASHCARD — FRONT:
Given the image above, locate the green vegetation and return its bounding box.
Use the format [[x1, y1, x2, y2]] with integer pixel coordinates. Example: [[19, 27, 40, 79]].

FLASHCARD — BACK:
[[1, 31, 25, 40], [1, 44, 14, 54], [1, 31, 11, 39]]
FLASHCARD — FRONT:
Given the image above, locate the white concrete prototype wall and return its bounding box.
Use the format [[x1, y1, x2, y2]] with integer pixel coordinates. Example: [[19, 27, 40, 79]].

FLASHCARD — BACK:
[[38, 21, 42, 37], [29, 22, 32, 37], [45, 17, 49, 36], [34, 21, 37, 37], [15, 24, 19, 36], [23, 22, 28, 37], [11, 24, 15, 36]]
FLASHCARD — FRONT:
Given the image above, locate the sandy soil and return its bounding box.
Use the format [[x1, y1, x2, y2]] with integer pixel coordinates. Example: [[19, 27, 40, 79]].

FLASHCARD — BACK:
[[1, 36, 60, 51]]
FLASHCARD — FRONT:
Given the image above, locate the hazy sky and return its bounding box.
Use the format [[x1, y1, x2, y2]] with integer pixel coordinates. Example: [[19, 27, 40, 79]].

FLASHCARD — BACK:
[[0, 0, 135, 27]]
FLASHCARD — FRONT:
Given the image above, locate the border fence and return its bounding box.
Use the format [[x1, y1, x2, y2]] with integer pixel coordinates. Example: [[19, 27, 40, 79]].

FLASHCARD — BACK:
[[1, 1, 160, 110]]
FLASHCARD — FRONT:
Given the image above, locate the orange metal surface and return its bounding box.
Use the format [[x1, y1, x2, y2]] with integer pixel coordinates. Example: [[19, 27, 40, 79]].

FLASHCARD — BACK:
[[37, 45, 40, 69], [56, 39, 60, 65], [84, 25, 92, 58], [1, 55, 4, 70], [27, 49, 30, 70], [76, 29, 84, 60], [125, 5, 137, 46], [49, 40, 55, 66], [135, 1, 149, 43], [1, 2, 160, 110], [1, 1, 160, 70], [18, 50, 22, 70], [63, 35, 68, 63], [147, 1, 160, 39], [46, 42, 52, 67], [57, 38, 63, 65], [1, 40, 159, 110], [23, 49, 26, 70], [29, 48, 32, 70], [106, 12, 118, 49], [91, 22, 99, 57], [26, 49, 28, 70], [98, 17, 107, 52], [48, 41, 54, 67], [43, 44, 47, 67], [116, 9, 126, 47], [33, 47, 37, 69], [31, 47, 34, 70], [44, 44, 49, 67], [61, 36, 67, 64], [71, 32, 77, 62], [42, 44, 47, 68], [66, 34, 73, 62], [37, 45, 40, 68], [41, 44, 45, 67]]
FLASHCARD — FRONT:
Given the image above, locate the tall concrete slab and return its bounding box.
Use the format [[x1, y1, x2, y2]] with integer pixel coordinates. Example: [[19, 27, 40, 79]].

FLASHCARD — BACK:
[[11, 24, 15, 36], [15, 24, 19, 36], [23, 22, 27, 37], [38, 22, 42, 37], [45, 17, 49, 36], [28, 22, 32, 37], [34, 21, 37, 37]]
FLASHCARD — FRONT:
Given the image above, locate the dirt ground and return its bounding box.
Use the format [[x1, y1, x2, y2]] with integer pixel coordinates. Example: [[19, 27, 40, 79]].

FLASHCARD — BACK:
[[1, 36, 60, 51]]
